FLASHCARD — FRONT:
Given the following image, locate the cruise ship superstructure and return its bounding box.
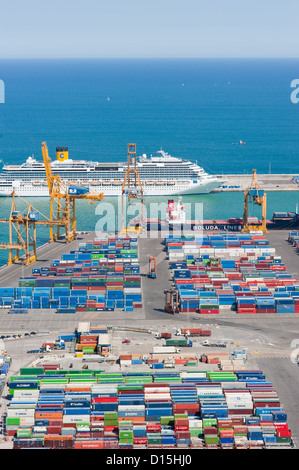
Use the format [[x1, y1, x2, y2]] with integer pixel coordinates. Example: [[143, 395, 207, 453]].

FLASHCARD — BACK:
[[0, 149, 221, 197]]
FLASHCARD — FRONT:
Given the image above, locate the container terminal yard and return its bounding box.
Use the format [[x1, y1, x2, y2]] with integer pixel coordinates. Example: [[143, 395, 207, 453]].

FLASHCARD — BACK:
[[0, 228, 299, 450], [214, 174, 299, 192], [0, 145, 298, 451]]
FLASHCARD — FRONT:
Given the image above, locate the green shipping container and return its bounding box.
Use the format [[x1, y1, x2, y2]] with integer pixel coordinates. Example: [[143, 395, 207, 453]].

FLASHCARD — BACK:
[[17, 429, 32, 438], [6, 417, 20, 426], [190, 428, 204, 437], [124, 377, 152, 384], [276, 437, 292, 443], [119, 430, 134, 439], [40, 379, 68, 384], [20, 367, 44, 376], [82, 348, 96, 354], [205, 436, 219, 444], [203, 419, 217, 427], [160, 416, 174, 426]]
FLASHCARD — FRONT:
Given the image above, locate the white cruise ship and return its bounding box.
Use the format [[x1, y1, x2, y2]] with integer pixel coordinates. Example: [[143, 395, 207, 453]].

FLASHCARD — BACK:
[[0, 149, 222, 197]]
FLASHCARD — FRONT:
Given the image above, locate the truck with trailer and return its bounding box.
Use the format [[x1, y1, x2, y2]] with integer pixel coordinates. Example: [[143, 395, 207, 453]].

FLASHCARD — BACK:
[[202, 340, 226, 348], [165, 338, 193, 347], [153, 346, 181, 354], [176, 328, 211, 337], [155, 332, 172, 339]]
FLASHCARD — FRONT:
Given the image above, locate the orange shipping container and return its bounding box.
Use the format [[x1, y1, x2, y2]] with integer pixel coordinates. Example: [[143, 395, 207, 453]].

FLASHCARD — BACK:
[[35, 412, 63, 419], [76, 343, 97, 350], [65, 387, 91, 392], [219, 430, 234, 438], [74, 440, 104, 449], [44, 434, 73, 441], [118, 416, 145, 422], [120, 355, 132, 360], [80, 335, 98, 342]]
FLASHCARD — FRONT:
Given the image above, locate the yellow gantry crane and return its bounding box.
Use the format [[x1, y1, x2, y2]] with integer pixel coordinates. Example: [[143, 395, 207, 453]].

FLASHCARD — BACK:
[[242, 169, 267, 233], [0, 191, 68, 265], [41, 142, 104, 243], [120, 143, 144, 235]]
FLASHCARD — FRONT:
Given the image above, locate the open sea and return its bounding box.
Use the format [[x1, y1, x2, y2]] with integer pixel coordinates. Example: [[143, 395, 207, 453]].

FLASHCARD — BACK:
[[0, 58, 298, 265]]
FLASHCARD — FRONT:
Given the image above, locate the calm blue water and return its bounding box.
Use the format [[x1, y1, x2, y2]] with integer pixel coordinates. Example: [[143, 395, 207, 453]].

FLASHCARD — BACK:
[[0, 59, 298, 265]]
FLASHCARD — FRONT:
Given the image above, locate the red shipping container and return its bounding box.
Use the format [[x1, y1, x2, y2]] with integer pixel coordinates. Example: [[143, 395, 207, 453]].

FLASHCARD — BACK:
[[176, 431, 191, 439], [47, 426, 62, 434], [231, 417, 245, 425], [74, 440, 104, 449], [274, 424, 289, 430], [228, 409, 252, 415], [91, 431, 104, 438], [147, 424, 161, 433], [76, 432, 92, 439], [48, 419, 63, 426], [200, 309, 219, 314], [104, 440, 119, 449], [92, 397, 118, 403], [277, 430, 292, 438], [174, 418, 189, 426], [204, 427, 218, 435], [134, 438, 148, 445], [175, 425, 189, 432], [104, 426, 118, 433], [237, 308, 257, 314]]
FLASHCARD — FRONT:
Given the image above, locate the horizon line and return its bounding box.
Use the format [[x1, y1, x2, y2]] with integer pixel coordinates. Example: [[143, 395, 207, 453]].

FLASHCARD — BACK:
[[0, 56, 298, 60]]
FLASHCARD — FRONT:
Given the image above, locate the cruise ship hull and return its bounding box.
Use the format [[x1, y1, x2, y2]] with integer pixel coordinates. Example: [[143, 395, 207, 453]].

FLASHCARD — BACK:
[[0, 149, 222, 198], [0, 180, 220, 197]]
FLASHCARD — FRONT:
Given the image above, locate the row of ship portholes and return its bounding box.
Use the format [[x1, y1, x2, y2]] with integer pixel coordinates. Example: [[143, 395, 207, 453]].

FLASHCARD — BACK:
[[23, 180, 189, 187]]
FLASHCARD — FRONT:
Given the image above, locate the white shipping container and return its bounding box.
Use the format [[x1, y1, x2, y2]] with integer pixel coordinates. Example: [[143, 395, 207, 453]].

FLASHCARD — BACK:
[[19, 417, 35, 426], [225, 396, 252, 402], [13, 390, 40, 398], [33, 426, 48, 433], [9, 402, 37, 409], [144, 393, 172, 400], [7, 409, 35, 417], [39, 384, 66, 390], [219, 360, 233, 366], [63, 415, 91, 424], [91, 387, 118, 393], [97, 333, 110, 345], [153, 346, 177, 354], [120, 360, 132, 366], [118, 405, 145, 412], [227, 404, 253, 409], [180, 372, 206, 378], [188, 419, 203, 428], [144, 386, 170, 393], [66, 382, 95, 388], [123, 288, 142, 293], [77, 321, 91, 333], [197, 388, 223, 396]]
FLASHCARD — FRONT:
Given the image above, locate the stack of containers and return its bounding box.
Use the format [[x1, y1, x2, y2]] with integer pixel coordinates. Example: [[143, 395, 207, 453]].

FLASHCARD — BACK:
[[167, 232, 299, 315], [174, 416, 190, 448], [144, 383, 173, 425], [7, 364, 293, 449], [197, 384, 228, 420], [7, 237, 142, 312], [0, 354, 11, 394]]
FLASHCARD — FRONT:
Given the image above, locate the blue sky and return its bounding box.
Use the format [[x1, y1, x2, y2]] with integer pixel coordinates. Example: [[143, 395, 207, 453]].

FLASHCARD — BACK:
[[0, 0, 298, 58]]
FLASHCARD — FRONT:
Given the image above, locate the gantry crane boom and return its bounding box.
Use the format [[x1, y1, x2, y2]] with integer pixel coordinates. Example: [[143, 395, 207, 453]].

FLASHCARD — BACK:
[[242, 169, 267, 233], [41, 142, 104, 243], [121, 143, 144, 235], [0, 191, 69, 265]]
